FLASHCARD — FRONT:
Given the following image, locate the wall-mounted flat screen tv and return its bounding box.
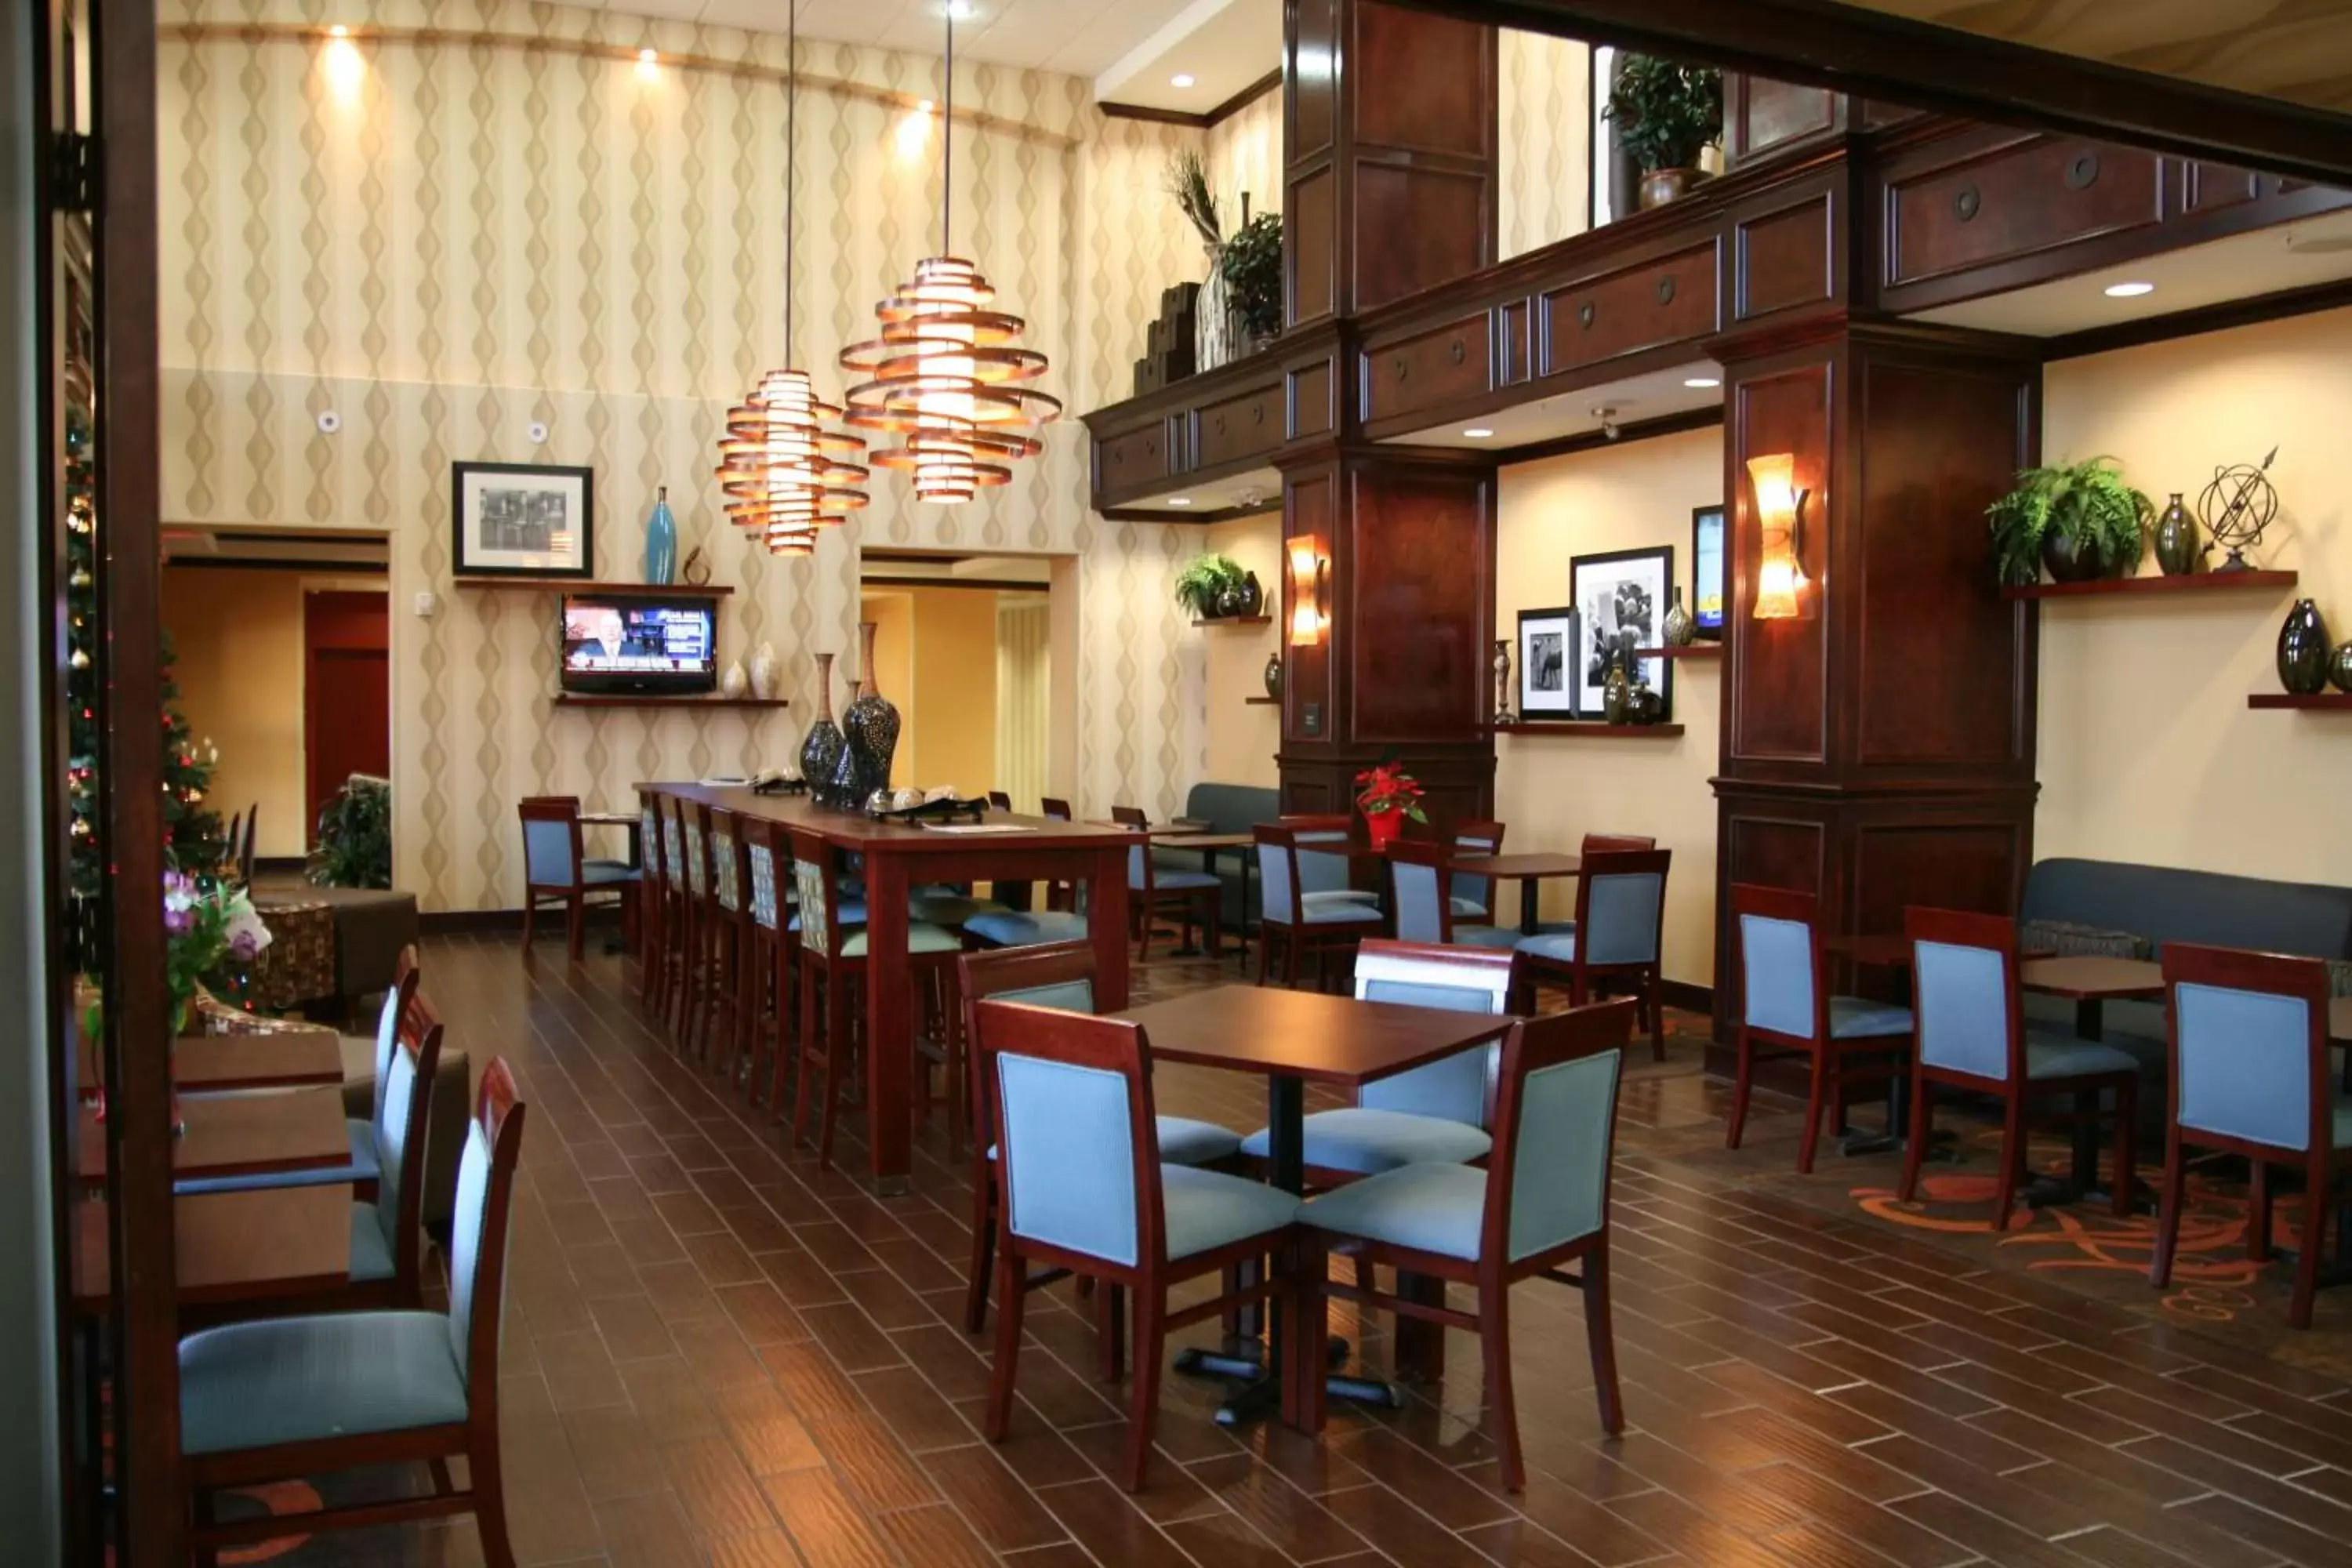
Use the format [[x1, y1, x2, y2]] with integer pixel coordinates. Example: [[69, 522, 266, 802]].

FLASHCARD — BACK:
[[560, 596, 717, 695]]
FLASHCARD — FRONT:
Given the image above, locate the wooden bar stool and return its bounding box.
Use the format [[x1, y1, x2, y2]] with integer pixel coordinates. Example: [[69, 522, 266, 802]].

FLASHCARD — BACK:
[[741, 816, 797, 1116], [705, 806, 755, 1088]]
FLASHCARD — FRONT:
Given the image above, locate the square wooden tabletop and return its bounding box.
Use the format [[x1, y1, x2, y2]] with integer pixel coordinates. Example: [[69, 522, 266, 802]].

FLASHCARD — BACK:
[[75, 1184, 354, 1312], [1112, 985, 1509, 1087], [1450, 853, 1582, 879], [77, 1086, 354, 1183], [172, 1032, 347, 1093], [2016, 956, 2165, 999]]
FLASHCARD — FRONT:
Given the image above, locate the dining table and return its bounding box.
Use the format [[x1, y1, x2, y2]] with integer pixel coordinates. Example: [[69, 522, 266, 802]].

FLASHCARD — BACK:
[[169, 1031, 347, 1094], [74, 1185, 354, 1314], [644, 783, 1137, 1194], [76, 1087, 354, 1185], [579, 808, 644, 868], [1450, 852, 1582, 935], [1112, 983, 1514, 1427]]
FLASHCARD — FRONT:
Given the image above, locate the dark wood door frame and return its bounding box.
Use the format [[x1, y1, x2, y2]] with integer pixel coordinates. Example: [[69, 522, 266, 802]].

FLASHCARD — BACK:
[[1395, 0, 2352, 187]]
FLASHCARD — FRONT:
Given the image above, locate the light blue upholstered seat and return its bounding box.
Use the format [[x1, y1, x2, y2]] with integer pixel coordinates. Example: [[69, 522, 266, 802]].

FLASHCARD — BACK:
[[1449, 897, 1490, 920], [583, 861, 637, 886], [1131, 840, 1221, 893], [1517, 867, 1664, 968], [984, 975, 1240, 1167], [788, 899, 869, 932], [1286, 901, 1385, 927], [521, 816, 575, 886], [1304, 889, 1380, 909], [967, 909, 1090, 947], [1241, 1107, 1490, 1174], [1260, 832, 1380, 928], [1515, 930, 1577, 963], [2174, 980, 2331, 1150], [2024, 1031, 2140, 1080], [1829, 996, 1915, 1039], [180, 1311, 468, 1454], [1160, 1165, 1301, 1259], [1450, 925, 1525, 951], [1298, 1162, 1486, 1259], [910, 891, 1012, 927]]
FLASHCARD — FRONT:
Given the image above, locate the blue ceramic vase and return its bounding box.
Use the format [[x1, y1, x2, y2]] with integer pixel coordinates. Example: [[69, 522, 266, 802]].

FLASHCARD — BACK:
[[642, 486, 677, 585]]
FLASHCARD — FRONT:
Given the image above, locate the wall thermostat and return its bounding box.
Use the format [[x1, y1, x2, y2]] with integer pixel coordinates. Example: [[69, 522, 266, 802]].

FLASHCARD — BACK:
[[413, 591, 439, 619]]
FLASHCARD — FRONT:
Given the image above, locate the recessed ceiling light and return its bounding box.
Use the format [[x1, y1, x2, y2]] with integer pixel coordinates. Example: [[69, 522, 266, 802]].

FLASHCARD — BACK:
[[1167, 496, 1193, 507], [1461, 427, 1494, 439], [944, 0, 974, 17], [2104, 281, 2155, 298], [637, 47, 658, 63], [328, 24, 349, 36], [1171, 73, 1196, 88], [1683, 376, 1722, 389]]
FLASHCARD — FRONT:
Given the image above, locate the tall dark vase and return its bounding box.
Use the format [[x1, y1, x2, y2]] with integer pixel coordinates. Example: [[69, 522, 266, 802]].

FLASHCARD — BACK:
[[2278, 599, 2332, 695], [800, 652, 848, 806], [837, 620, 902, 808]]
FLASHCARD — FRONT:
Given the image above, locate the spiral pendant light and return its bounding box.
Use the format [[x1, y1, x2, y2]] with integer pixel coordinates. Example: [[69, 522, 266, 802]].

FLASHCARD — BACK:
[[838, 13, 1060, 503], [714, 0, 868, 554]]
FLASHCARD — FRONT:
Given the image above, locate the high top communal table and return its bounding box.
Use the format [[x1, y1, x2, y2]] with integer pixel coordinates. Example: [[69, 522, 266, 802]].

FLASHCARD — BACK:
[[642, 785, 1137, 1195]]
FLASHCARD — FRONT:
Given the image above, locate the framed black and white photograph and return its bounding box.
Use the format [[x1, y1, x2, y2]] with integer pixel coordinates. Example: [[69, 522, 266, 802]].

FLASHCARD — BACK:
[[1570, 545, 1674, 719], [1691, 504, 1726, 640], [452, 461, 594, 579], [1517, 605, 1579, 718]]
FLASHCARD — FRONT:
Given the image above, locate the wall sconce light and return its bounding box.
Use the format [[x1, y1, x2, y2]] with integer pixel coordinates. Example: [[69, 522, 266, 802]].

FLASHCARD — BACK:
[[1746, 452, 1809, 620], [1287, 533, 1329, 646]]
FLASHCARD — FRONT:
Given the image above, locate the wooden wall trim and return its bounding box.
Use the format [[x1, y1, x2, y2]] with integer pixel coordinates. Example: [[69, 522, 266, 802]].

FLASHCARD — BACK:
[[1102, 69, 1285, 131], [1495, 405, 1722, 467]]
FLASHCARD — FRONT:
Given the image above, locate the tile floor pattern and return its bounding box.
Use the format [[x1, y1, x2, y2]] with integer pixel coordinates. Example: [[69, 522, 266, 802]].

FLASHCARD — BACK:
[[248, 935, 2352, 1568]]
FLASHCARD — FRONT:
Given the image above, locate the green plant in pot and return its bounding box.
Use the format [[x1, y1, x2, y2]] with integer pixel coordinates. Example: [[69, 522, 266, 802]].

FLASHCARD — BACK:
[[1604, 55, 1722, 209], [310, 772, 393, 889], [1986, 456, 2151, 587], [1175, 553, 1247, 620], [1219, 211, 1283, 352]]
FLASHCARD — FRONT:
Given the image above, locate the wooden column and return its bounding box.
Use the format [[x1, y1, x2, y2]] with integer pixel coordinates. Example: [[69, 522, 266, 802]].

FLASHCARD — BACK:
[[1711, 319, 2042, 1042], [1276, 0, 1501, 830]]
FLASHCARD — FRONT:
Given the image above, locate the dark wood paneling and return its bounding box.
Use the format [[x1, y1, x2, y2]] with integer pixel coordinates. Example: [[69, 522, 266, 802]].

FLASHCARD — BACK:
[[1195, 383, 1284, 470], [1849, 818, 2030, 935], [1288, 356, 1337, 441], [1351, 2, 1493, 159], [1850, 352, 2034, 775], [1287, 166, 1337, 326], [1344, 463, 1492, 745], [2180, 161, 2263, 215], [1736, 192, 1836, 321], [1360, 310, 1492, 426], [1725, 358, 1831, 768], [1889, 136, 2164, 290], [1355, 162, 1492, 314], [1497, 299, 1531, 386], [1094, 424, 1169, 492], [1729, 75, 1839, 166], [1540, 241, 1720, 377], [1724, 809, 1828, 898]]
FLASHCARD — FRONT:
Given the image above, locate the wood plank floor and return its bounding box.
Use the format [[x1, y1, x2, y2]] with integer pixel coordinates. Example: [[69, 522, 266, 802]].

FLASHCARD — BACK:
[[260, 933, 2352, 1568]]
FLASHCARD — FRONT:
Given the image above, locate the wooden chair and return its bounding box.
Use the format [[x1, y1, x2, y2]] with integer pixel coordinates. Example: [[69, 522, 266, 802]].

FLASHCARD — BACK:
[[1294, 999, 1633, 1490], [343, 995, 446, 1308], [223, 808, 245, 882], [635, 793, 666, 1000], [1117, 804, 1221, 960], [704, 806, 756, 1085], [238, 804, 259, 887], [180, 1058, 528, 1566], [1386, 840, 1520, 950], [1726, 884, 1915, 1173], [1449, 819, 1506, 924], [517, 795, 637, 964], [987, 790, 1012, 811], [1897, 906, 2139, 1231], [741, 816, 798, 1116], [955, 942, 1243, 1334], [786, 831, 962, 1171], [677, 798, 720, 1058], [971, 997, 1298, 1490], [654, 793, 695, 1038], [1512, 848, 1671, 1058], [1254, 823, 1385, 991], [2149, 943, 2348, 1328]]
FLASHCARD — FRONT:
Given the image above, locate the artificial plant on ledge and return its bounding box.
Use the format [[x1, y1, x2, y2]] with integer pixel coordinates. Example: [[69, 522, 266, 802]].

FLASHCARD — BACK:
[[1174, 553, 1247, 620], [1987, 456, 2151, 586]]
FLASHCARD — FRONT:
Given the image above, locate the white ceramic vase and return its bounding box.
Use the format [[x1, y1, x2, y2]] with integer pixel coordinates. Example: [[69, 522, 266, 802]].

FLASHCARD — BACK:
[[719, 660, 749, 699], [748, 641, 779, 700]]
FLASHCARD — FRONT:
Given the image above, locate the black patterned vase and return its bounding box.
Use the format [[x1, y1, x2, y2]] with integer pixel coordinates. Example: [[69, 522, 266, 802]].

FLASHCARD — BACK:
[[2278, 598, 2332, 695], [800, 652, 849, 807], [839, 620, 902, 804]]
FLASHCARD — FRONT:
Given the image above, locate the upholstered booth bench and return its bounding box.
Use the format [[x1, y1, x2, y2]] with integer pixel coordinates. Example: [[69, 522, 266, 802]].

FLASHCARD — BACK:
[[1150, 782, 1279, 931], [2018, 857, 2352, 1118]]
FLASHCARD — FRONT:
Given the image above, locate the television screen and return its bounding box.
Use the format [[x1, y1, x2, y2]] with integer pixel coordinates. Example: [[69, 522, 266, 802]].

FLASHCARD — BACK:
[[561, 597, 717, 694]]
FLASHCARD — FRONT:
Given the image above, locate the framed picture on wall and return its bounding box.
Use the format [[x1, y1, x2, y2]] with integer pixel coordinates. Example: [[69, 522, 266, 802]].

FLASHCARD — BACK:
[[452, 461, 595, 579], [1691, 504, 1726, 640], [1570, 545, 1674, 719], [1517, 606, 1579, 718]]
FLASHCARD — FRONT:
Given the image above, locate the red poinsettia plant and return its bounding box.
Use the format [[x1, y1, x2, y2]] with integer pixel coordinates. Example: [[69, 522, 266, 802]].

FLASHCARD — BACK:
[[1354, 762, 1428, 849]]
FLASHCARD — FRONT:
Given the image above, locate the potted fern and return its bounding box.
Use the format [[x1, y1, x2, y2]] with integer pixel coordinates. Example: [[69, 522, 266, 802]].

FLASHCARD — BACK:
[[1604, 55, 1722, 209], [1986, 456, 2151, 586], [1175, 554, 1245, 621]]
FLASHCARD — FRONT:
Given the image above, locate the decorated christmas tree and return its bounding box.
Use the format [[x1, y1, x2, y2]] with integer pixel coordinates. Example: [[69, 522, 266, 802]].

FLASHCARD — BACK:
[[64, 404, 228, 896]]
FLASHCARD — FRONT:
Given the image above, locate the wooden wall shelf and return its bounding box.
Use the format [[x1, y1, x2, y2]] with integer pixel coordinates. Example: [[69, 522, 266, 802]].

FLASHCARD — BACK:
[[553, 695, 786, 710], [1492, 721, 1686, 738], [1193, 615, 1271, 628], [1632, 644, 1723, 659], [2002, 570, 2296, 601], [2247, 693, 2352, 710], [1244, 695, 1279, 706], [455, 577, 733, 597]]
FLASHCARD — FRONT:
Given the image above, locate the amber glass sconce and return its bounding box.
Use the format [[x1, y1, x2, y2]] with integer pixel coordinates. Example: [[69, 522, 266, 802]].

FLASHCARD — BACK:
[[1746, 452, 1810, 620], [1287, 533, 1329, 646]]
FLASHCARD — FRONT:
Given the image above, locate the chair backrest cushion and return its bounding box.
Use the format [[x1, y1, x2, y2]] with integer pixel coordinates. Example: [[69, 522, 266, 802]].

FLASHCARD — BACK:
[[370, 984, 404, 1118], [683, 818, 707, 895], [373, 1043, 422, 1254], [1000, 977, 1096, 1014], [1739, 912, 1816, 1039], [661, 811, 684, 880], [446, 1120, 495, 1377], [1127, 840, 1148, 888], [713, 823, 741, 912], [1913, 939, 2011, 1080], [747, 839, 781, 930], [1294, 831, 1352, 896], [1504, 1049, 1621, 1261], [1584, 872, 1664, 965], [995, 1052, 1139, 1265], [1450, 829, 1499, 910], [522, 817, 575, 887], [793, 858, 833, 956], [1357, 956, 1506, 1125], [1388, 858, 1447, 944], [2175, 982, 2314, 1149], [1257, 838, 1296, 921]]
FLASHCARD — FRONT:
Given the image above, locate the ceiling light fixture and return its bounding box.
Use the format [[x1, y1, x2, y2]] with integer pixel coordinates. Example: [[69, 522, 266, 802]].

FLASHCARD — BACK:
[[2103, 281, 2155, 298], [715, 0, 869, 554], [1166, 497, 1193, 506], [841, 9, 1061, 504], [328, 24, 349, 36], [1461, 428, 1494, 439], [1171, 73, 1196, 88], [1683, 376, 1722, 389]]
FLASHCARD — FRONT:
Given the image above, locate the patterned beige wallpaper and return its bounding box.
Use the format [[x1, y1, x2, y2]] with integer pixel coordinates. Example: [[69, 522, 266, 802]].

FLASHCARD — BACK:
[[158, 0, 1211, 911], [1205, 85, 1283, 227], [1498, 30, 1592, 260]]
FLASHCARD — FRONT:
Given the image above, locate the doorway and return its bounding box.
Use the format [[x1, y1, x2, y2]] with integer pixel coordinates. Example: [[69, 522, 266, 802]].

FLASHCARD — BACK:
[[303, 590, 390, 837]]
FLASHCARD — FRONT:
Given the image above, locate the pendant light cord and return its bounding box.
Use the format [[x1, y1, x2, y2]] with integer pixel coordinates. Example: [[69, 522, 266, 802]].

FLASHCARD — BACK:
[[784, 0, 797, 365], [941, 13, 954, 255]]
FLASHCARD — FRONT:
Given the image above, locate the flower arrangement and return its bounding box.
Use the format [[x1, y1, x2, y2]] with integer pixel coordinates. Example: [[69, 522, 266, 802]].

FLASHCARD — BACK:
[[1353, 762, 1428, 849], [162, 869, 272, 1033]]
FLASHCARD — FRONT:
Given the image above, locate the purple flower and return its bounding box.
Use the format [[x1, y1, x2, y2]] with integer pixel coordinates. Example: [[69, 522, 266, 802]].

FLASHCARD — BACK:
[[229, 928, 260, 961]]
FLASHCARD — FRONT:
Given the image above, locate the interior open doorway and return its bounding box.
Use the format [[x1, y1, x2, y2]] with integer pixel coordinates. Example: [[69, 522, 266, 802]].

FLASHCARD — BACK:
[[857, 549, 1074, 809]]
